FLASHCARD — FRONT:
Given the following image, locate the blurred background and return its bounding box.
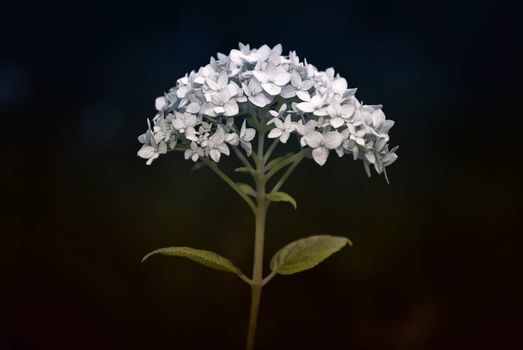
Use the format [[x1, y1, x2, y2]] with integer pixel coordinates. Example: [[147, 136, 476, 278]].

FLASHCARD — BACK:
[[2, 0, 521, 349]]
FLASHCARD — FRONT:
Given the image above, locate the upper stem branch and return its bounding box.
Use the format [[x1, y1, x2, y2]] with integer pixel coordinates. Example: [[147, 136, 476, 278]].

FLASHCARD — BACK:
[[201, 157, 257, 213], [265, 148, 310, 181], [270, 151, 307, 194]]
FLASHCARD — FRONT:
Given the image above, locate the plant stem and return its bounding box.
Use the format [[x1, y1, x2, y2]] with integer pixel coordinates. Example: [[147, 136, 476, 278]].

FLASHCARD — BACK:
[[245, 110, 268, 350], [201, 157, 257, 213], [246, 283, 262, 350], [270, 151, 307, 194]]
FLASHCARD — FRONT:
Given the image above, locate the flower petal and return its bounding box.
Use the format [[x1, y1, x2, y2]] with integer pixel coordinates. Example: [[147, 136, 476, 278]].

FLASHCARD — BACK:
[[217, 143, 230, 155], [312, 147, 329, 166], [261, 82, 281, 96], [249, 93, 273, 107], [210, 149, 221, 162], [274, 118, 284, 129], [268, 128, 283, 139], [241, 141, 253, 156], [223, 100, 239, 116], [273, 71, 291, 86], [323, 131, 343, 149], [256, 45, 271, 61], [296, 90, 310, 101], [365, 150, 376, 164], [329, 117, 345, 128], [155, 97, 167, 111], [296, 102, 315, 113], [332, 77, 347, 95], [186, 102, 200, 114], [242, 128, 255, 142], [283, 86, 297, 99], [137, 146, 156, 159], [252, 70, 269, 83], [280, 131, 290, 143], [304, 131, 323, 148]]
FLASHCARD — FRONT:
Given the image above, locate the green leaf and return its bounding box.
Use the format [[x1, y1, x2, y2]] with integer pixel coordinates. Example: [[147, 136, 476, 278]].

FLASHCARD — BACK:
[[190, 162, 206, 172], [265, 153, 293, 171], [266, 191, 297, 209], [270, 235, 352, 275], [237, 183, 257, 197], [235, 166, 252, 174], [142, 247, 242, 275]]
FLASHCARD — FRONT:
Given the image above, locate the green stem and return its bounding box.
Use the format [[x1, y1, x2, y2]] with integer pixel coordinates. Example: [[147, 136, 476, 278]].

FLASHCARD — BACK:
[[245, 110, 268, 350], [232, 146, 255, 172], [203, 108, 306, 350], [270, 152, 306, 194], [265, 148, 310, 181], [246, 284, 262, 350], [201, 157, 257, 213], [263, 139, 279, 163]]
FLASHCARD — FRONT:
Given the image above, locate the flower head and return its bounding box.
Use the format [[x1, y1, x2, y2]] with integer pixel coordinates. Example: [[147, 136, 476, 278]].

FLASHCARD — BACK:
[[138, 43, 398, 179]]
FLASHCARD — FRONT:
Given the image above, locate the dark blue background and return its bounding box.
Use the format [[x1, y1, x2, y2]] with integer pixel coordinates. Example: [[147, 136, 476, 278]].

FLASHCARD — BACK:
[[2, 0, 521, 349]]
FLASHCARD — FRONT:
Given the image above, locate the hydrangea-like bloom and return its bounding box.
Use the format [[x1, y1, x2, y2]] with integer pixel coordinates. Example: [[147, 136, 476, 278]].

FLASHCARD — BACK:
[[138, 43, 398, 179]]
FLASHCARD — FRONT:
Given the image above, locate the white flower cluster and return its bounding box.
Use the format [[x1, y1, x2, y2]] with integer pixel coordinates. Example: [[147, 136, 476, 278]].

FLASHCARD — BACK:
[[138, 43, 398, 177]]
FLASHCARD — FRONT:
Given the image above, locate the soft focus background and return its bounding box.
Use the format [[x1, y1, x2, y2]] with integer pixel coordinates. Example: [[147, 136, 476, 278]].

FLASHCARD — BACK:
[[2, 0, 521, 349]]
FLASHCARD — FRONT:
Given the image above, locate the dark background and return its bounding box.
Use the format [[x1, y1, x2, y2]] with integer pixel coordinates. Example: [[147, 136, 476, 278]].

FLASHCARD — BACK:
[[2, 0, 522, 349]]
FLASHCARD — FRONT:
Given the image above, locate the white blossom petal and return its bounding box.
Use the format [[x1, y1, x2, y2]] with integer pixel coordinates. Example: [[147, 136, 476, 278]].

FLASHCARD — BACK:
[[249, 94, 272, 107], [365, 150, 376, 164], [312, 147, 329, 166], [155, 97, 167, 111], [242, 128, 255, 142], [296, 90, 311, 101], [138, 43, 397, 179], [138, 146, 156, 159], [296, 102, 315, 113], [261, 82, 281, 96], [304, 131, 322, 148], [273, 71, 291, 86], [210, 149, 221, 162], [329, 117, 345, 128], [332, 77, 347, 95], [323, 131, 343, 149], [268, 128, 283, 139], [223, 100, 239, 116], [280, 131, 290, 143], [186, 102, 200, 113]]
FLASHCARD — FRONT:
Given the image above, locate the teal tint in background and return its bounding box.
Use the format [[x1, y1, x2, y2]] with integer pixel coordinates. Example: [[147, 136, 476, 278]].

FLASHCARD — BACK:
[[2, 0, 521, 349]]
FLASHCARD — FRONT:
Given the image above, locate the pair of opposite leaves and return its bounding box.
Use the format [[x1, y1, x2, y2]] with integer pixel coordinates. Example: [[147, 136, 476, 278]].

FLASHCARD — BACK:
[[142, 235, 352, 279]]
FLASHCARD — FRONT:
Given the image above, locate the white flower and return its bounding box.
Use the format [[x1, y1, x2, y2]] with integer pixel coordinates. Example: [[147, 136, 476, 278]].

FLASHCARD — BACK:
[[268, 103, 287, 119], [370, 108, 395, 136], [334, 129, 350, 157], [194, 64, 217, 85], [295, 120, 318, 147], [137, 43, 397, 178], [224, 119, 256, 155], [238, 120, 256, 155], [267, 115, 296, 144], [137, 125, 168, 165], [280, 70, 315, 99], [242, 78, 273, 107], [303, 131, 344, 166], [155, 96, 168, 111], [315, 68, 348, 95], [326, 100, 356, 128], [347, 120, 367, 146], [295, 91, 328, 116], [252, 63, 291, 96], [229, 43, 257, 65], [172, 112, 197, 133], [184, 141, 205, 162], [137, 145, 160, 165], [204, 126, 230, 162]]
